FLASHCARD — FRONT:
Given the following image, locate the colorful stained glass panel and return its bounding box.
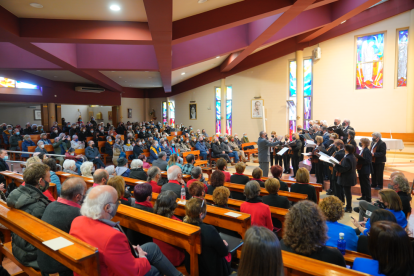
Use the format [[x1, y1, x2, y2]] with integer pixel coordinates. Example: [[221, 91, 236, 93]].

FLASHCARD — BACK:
[[0, 77, 16, 88], [289, 120, 296, 139], [215, 87, 221, 134], [303, 59, 312, 96], [304, 97, 312, 120], [288, 97, 296, 121], [162, 102, 167, 124], [16, 81, 38, 89], [397, 29, 408, 87], [356, 33, 384, 89], [289, 61, 297, 96], [304, 120, 310, 130]]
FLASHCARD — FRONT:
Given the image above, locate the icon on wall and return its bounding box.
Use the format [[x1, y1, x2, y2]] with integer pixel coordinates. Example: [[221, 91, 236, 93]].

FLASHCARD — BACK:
[[128, 108, 132, 118], [34, 109, 41, 120], [189, 104, 197, 120], [251, 99, 264, 119]]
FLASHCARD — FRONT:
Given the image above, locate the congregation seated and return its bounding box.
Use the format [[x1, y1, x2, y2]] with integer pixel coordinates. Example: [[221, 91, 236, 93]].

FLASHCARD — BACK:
[[63, 159, 79, 175], [181, 154, 195, 175], [207, 170, 225, 195], [115, 157, 130, 177], [138, 154, 151, 169], [240, 181, 273, 231], [211, 137, 231, 163], [152, 152, 168, 171], [238, 226, 283, 276], [8, 128, 22, 151], [188, 181, 205, 199], [80, 161, 93, 177], [187, 166, 208, 193], [212, 186, 232, 209], [37, 177, 86, 275], [112, 139, 124, 166], [319, 196, 358, 251], [216, 158, 231, 182], [161, 166, 191, 200], [22, 156, 55, 201], [262, 178, 290, 229], [353, 189, 407, 236], [183, 198, 232, 276], [123, 138, 134, 152], [35, 140, 48, 154], [195, 136, 209, 160], [51, 136, 65, 165], [70, 185, 183, 276], [129, 159, 147, 181], [105, 165, 116, 178], [7, 163, 51, 269], [107, 175, 132, 206], [390, 175, 412, 216], [44, 158, 62, 196], [153, 190, 185, 267], [356, 209, 397, 256], [133, 140, 144, 158], [290, 167, 317, 203], [146, 166, 162, 193], [230, 162, 250, 185], [64, 147, 83, 173], [50, 126, 60, 139], [352, 221, 414, 276], [21, 135, 35, 158], [149, 139, 162, 163], [280, 200, 346, 267], [167, 153, 182, 170], [70, 135, 85, 150], [251, 167, 264, 187], [85, 140, 105, 169], [269, 165, 289, 191], [104, 136, 113, 156]]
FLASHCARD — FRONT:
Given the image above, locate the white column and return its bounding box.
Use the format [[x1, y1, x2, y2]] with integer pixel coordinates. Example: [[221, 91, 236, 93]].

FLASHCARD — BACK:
[[220, 78, 226, 134], [296, 50, 304, 128], [406, 9, 414, 132]]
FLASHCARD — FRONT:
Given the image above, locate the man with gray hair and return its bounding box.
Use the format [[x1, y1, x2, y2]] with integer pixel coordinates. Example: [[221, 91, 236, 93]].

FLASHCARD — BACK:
[[257, 130, 281, 177], [161, 165, 191, 200], [85, 140, 105, 168], [371, 132, 386, 190], [38, 177, 87, 275], [152, 151, 168, 171], [70, 185, 183, 276], [105, 165, 116, 178], [342, 119, 354, 143]]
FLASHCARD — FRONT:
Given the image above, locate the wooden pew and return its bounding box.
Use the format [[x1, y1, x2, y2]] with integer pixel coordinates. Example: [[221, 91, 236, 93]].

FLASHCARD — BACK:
[[113, 205, 202, 276], [183, 150, 208, 166], [0, 171, 58, 199], [327, 247, 372, 266], [143, 168, 191, 182], [0, 201, 99, 276], [241, 142, 257, 161], [223, 182, 308, 202], [203, 194, 288, 237]]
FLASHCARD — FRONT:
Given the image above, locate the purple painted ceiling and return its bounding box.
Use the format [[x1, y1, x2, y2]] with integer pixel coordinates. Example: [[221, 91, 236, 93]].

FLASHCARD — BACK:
[[0, 0, 410, 96]]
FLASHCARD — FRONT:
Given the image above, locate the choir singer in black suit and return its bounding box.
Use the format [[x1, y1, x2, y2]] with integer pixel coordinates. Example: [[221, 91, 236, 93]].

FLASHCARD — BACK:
[[356, 138, 373, 202], [370, 132, 387, 190]]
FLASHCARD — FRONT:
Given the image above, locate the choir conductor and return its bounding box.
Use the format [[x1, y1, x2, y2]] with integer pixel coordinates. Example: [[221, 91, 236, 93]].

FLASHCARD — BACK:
[[257, 131, 281, 177]]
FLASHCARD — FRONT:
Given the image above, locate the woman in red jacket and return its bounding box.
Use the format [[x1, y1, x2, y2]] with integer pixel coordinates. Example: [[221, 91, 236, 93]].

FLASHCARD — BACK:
[[153, 190, 185, 266], [240, 181, 273, 231]]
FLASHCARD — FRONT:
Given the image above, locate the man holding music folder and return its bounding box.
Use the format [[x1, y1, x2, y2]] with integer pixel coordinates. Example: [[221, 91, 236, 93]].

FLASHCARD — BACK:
[[257, 131, 281, 177]]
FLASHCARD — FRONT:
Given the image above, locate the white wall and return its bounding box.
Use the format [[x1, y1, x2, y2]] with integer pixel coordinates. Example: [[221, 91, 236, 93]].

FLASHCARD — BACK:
[[0, 105, 42, 126], [121, 98, 145, 122], [61, 104, 88, 124], [149, 97, 167, 123], [149, 11, 411, 137], [87, 106, 112, 124]]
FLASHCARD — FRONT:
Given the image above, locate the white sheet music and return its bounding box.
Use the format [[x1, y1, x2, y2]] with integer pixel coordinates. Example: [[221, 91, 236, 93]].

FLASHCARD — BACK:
[[318, 152, 330, 159], [277, 147, 289, 156], [329, 156, 340, 164]]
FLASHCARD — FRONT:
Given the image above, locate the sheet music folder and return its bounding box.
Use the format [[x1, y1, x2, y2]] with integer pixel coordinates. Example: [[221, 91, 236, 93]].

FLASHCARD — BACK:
[[277, 147, 289, 156], [219, 233, 244, 253]]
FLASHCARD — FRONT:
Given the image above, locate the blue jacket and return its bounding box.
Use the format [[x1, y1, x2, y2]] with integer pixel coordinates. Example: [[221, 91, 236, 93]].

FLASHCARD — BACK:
[[22, 140, 35, 158], [161, 145, 171, 157], [149, 145, 161, 163], [325, 221, 358, 251], [353, 259, 385, 276], [322, 133, 330, 148], [363, 208, 407, 235], [50, 171, 62, 196], [85, 146, 101, 161], [195, 141, 208, 154], [2, 132, 10, 145]]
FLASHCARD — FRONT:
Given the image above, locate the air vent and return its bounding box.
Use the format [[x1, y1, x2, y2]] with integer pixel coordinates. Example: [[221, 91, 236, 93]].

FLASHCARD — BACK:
[[75, 87, 105, 93]]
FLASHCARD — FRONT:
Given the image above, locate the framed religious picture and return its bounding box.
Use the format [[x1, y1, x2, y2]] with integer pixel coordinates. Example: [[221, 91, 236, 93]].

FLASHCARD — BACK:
[[128, 108, 132, 118], [34, 109, 41, 120], [108, 111, 112, 120], [251, 99, 264, 119], [189, 103, 197, 120]]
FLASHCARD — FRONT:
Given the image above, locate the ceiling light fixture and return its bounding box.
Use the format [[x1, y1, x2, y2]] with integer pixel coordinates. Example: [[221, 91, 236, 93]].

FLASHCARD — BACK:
[[110, 4, 121, 11], [216, 56, 220, 58], [30, 3, 43, 8], [341, 20, 346, 24], [181, 72, 186, 75]]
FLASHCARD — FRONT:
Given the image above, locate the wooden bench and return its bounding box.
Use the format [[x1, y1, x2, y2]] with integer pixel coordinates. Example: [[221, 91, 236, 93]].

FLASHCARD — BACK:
[[0, 201, 99, 276], [113, 204, 202, 276], [183, 150, 208, 166], [223, 182, 308, 202], [97, 141, 109, 164], [143, 168, 191, 182], [241, 142, 257, 161], [0, 171, 58, 199]]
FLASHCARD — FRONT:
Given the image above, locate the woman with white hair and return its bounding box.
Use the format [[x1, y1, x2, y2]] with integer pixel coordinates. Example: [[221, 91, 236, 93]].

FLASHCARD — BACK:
[[22, 135, 35, 159], [35, 140, 47, 154], [80, 161, 94, 177], [105, 165, 116, 178], [63, 160, 78, 175], [129, 159, 147, 181]]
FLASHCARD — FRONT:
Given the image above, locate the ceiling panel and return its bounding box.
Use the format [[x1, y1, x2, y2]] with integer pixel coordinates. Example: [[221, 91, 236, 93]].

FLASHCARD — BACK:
[[173, 0, 243, 21], [24, 70, 95, 83], [100, 71, 162, 88], [0, 0, 147, 21], [172, 55, 228, 85]]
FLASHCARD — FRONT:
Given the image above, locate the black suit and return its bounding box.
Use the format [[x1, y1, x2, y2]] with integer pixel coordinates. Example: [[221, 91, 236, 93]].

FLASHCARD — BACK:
[[336, 153, 357, 209], [371, 139, 386, 188], [357, 148, 372, 201], [342, 126, 354, 143], [230, 174, 250, 185], [332, 149, 345, 200], [262, 194, 290, 228], [0, 158, 9, 184], [276, 178, 289, 192]]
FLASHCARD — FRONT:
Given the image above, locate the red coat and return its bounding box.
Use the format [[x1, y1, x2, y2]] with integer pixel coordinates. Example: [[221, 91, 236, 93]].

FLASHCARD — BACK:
[[153, 216, 185, 266], [70, 216, 151, 276], [240, 201, 273, 231], [148, 180, 161, 194]]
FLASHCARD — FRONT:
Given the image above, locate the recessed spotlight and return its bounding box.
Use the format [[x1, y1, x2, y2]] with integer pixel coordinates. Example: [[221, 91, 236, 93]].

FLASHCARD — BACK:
[[341, 20, 346, 24], [110, 4, 121, 11], [30, 3, 43, 8], [198, 0, 208, 3], [216, 56, 220, 58], [125, 81, 127, 82], [181, 72, 186, 75], [36, 70, 41, 72]]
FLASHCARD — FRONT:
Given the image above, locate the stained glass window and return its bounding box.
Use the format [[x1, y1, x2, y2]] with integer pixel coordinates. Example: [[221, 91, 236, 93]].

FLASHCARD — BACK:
[[226, 86, 232, 135], [397, 29, 408, 87], [215, 87, 221, 134], [162, 101, 167, 124], [289, 60, 297, 137], [356, 33, 384, 89], [303, 58, 312, 129], [168, 101, 175, 127], [0, 77, 38, 89]]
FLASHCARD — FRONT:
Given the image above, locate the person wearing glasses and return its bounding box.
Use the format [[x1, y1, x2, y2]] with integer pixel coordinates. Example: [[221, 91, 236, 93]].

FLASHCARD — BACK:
[[70, 185, 184, 276], [183, 198, 232, 276]]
